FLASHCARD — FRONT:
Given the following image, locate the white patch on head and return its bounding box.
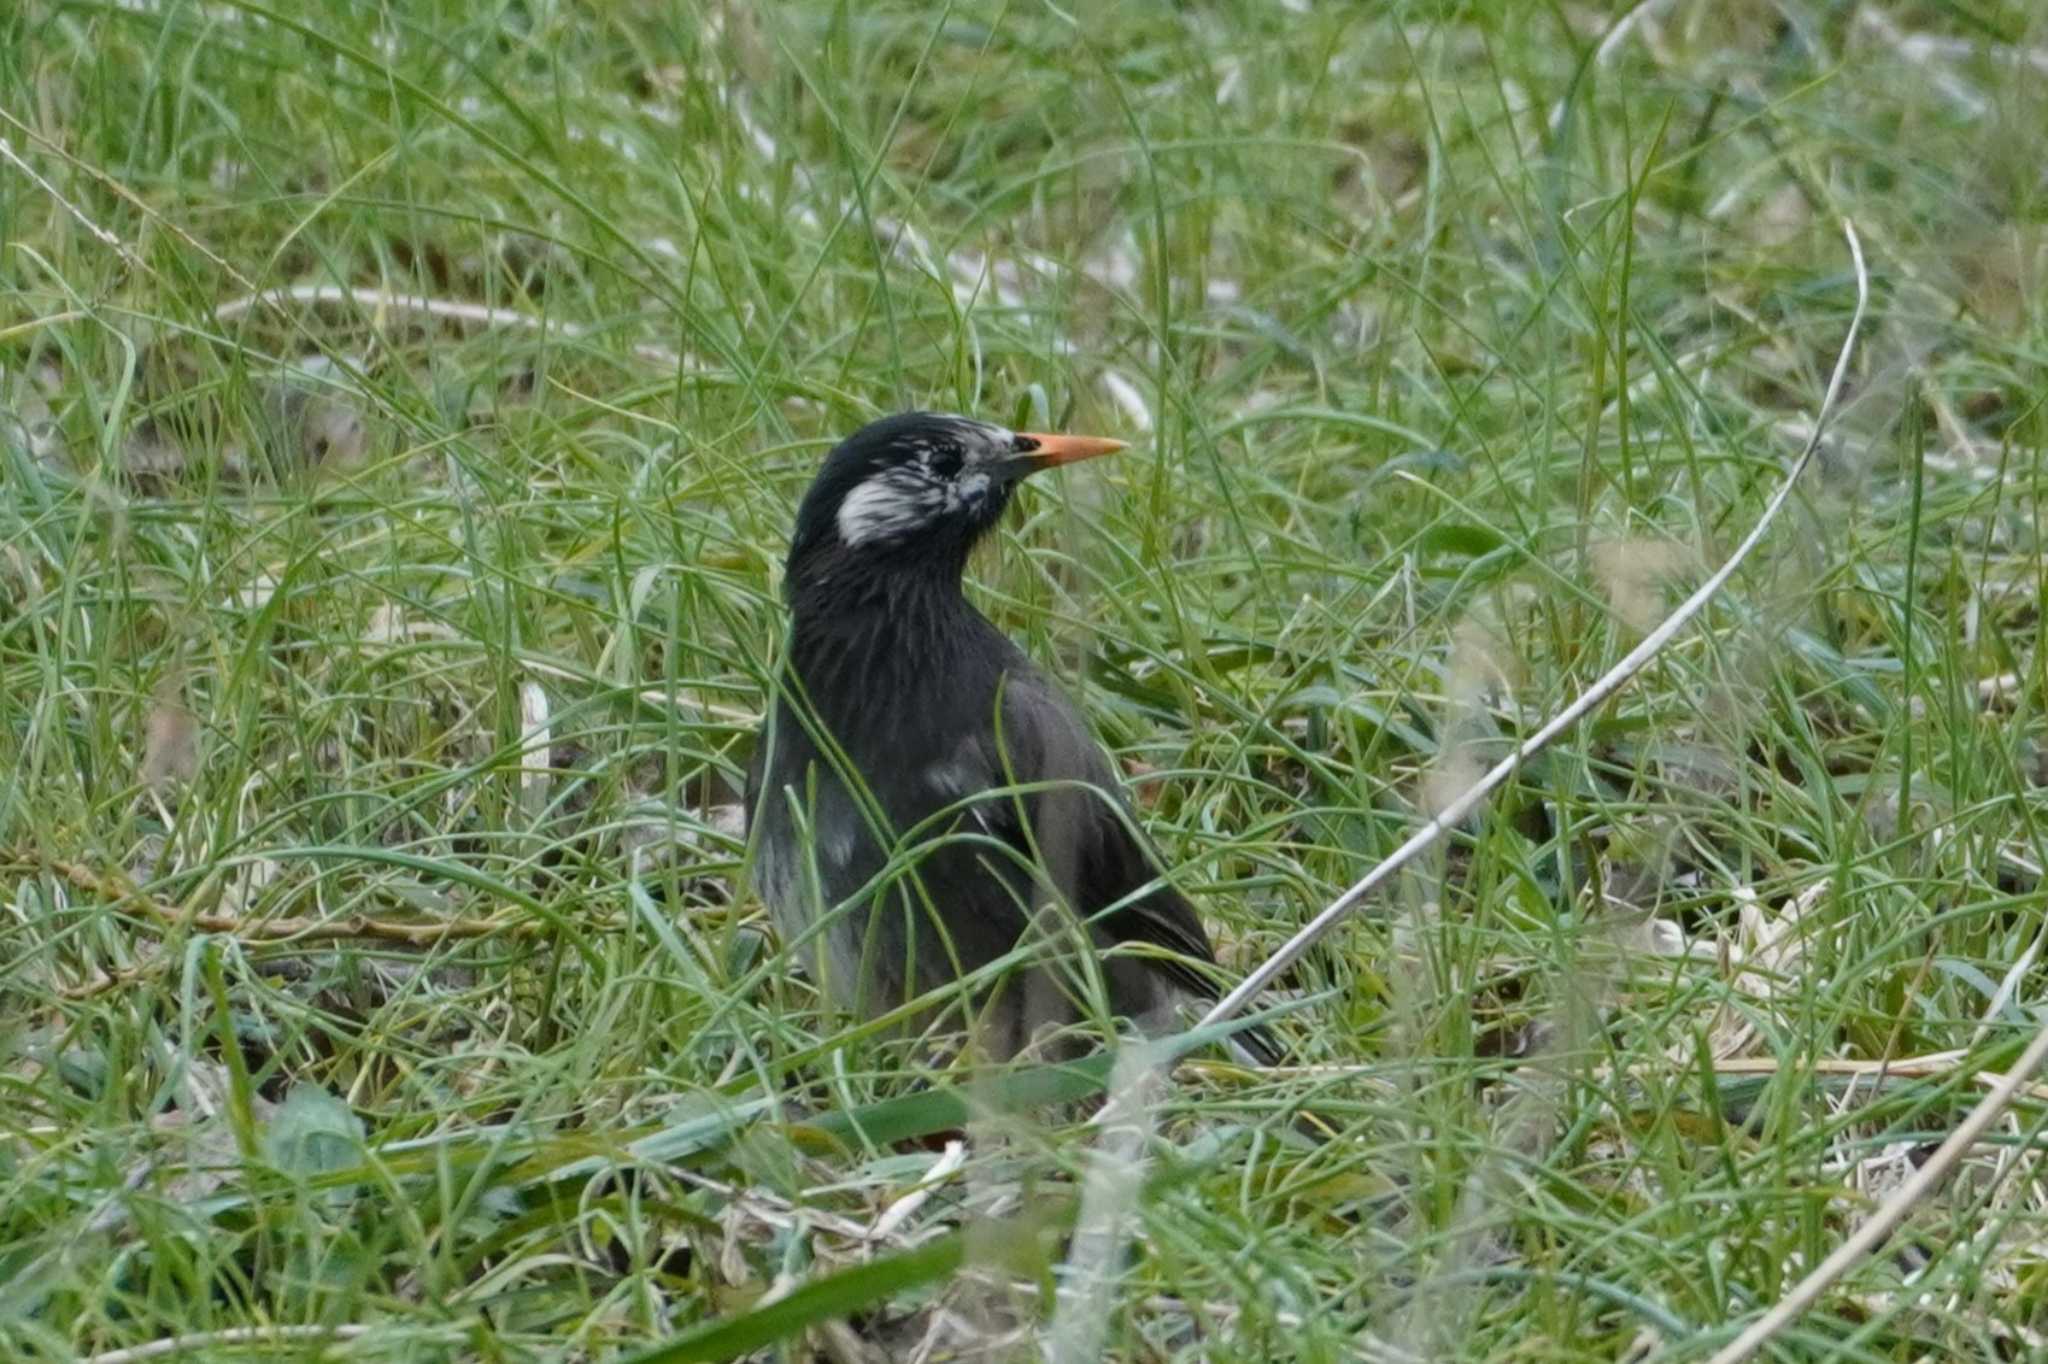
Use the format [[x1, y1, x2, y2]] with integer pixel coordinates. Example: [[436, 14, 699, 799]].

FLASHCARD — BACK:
[[836, 466, 945, 547], [833, 424, 1011, 549]]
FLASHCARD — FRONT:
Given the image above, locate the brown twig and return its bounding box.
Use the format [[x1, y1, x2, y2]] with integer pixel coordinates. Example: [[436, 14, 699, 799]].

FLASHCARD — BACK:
[[1698, 1052, 2048, 1105], [213, 283, 695, 371], [1268, 1049, 2048, 1108], [12, 851, 531, 949], [80, 1325, 376, 1364]]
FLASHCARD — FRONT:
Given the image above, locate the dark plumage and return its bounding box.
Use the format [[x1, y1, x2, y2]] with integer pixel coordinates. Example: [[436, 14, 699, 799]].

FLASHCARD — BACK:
[[746, 411, 1277, 1062]]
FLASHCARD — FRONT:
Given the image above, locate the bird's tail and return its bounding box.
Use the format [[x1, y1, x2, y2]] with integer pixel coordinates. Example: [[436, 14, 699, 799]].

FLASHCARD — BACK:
[[1221, 1015, 1286, 1068]]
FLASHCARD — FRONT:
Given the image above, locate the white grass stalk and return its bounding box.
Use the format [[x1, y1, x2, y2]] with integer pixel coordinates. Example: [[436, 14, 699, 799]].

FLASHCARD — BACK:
[[1201, 218, 1871, 1036]]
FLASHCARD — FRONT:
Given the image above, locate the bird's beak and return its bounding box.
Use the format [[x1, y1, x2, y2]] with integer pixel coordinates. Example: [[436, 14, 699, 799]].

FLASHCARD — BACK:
[[1016, 432, 1128, 471]]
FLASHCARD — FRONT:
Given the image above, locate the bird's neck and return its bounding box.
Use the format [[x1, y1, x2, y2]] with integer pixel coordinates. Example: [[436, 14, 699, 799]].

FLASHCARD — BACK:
[[781, 553, 1002, 721]]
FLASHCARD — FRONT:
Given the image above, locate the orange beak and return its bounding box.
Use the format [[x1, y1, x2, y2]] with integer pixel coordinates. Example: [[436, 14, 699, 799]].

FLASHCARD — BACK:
[[1017, 431, 1128, 469]]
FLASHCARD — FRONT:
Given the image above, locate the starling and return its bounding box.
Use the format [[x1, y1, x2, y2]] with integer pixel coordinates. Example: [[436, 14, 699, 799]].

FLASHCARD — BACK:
[[747, 412, 1277, 1063]]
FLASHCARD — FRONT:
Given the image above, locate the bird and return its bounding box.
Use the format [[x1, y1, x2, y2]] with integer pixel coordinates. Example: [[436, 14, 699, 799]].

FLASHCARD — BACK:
[[745, 411, 1280, 1064]]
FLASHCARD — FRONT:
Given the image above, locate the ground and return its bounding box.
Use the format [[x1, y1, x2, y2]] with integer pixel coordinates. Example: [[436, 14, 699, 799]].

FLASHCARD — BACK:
[[4, 2, 2048, 1361]]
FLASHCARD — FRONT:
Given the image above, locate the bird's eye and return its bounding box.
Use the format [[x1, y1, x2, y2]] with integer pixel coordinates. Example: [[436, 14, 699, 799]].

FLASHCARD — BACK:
[[926, 447, 963, 478]]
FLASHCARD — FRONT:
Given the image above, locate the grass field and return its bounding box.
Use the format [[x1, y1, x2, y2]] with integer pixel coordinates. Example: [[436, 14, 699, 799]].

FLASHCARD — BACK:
[[5, 2, 2048, 1360]]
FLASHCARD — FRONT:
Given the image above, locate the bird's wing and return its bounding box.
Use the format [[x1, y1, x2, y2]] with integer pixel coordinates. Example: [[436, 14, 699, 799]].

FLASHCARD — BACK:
[[973, 672, 1229, 993], [974, 674, 1285, 1065]]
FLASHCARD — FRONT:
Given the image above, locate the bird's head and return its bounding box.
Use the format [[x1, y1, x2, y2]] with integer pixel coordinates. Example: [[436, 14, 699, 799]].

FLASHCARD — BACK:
[[786, 411, 1126, 583]]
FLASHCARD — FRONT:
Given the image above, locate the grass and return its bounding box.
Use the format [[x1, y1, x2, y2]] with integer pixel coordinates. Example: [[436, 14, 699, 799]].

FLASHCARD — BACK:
[[4, 0, 2048, 1359]]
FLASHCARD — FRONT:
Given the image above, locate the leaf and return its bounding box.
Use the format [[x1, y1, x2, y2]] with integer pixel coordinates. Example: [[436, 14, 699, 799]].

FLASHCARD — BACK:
[[1278, 684, 1433, 754], [1418, 521, 1506, 559], [793, 1054, 1113, 1152], [264, 1083, 364, 1178], [616, 1233, 967, 1364]]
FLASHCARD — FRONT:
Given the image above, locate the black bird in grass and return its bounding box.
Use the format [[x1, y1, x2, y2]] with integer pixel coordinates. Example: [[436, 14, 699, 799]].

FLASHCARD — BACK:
[[745, 412, 1280, 1064]]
